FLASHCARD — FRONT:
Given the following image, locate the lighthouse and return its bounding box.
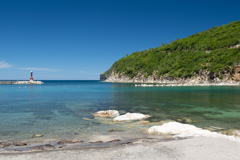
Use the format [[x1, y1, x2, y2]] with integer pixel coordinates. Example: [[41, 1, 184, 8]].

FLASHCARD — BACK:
[[30, 71, 34, 82]]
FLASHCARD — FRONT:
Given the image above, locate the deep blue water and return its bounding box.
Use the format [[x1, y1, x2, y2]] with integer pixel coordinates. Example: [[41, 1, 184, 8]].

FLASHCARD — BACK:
[[1, 80, 240, 142]]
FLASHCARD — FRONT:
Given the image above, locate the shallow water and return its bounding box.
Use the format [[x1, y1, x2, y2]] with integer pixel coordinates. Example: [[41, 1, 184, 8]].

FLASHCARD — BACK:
[[0, 80, 240, 143]]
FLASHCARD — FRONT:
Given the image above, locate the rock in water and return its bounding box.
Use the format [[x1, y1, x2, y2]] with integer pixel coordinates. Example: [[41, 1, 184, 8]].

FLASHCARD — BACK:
[[93, 110, 119, 117], [113, 113, 151, 122], [31, 134, 43, 138], [13, 142, 27, 146], [146, 122, 238, 141], [219, 129, 240, 137], [57, 139, 83, 144], [146, 123, 240, 143]]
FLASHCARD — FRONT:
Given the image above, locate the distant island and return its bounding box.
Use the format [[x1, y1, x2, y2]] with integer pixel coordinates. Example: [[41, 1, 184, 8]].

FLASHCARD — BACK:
[[103, 21, 240, 85]]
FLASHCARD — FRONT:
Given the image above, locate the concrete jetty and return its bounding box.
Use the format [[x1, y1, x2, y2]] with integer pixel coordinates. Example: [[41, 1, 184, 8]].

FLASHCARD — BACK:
[[0, 81, 17, 84], [0, 81, 43, 84]]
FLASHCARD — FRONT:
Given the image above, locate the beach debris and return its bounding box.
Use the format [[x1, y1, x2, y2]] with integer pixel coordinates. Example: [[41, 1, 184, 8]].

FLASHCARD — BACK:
[[113, 113, 151, 122], [31, 134, 43, 138], [57, 139, 83, 144], [30, 144, 54, 151], [90, 141, 103, 143], [93, 110, 119, 117], [219, 129, 240, 137], [13, 142, 27, 146], [0, 141, 27, 148], [107, 139, 121, 143], [121, 142, 133, 145], [0, 142, 11, 148]]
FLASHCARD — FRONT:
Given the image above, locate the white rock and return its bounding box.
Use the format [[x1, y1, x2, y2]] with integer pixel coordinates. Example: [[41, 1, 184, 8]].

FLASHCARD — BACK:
[[93, 110, 119, 117], [113, 113, 151, 121], [146, 122, 240, 142]]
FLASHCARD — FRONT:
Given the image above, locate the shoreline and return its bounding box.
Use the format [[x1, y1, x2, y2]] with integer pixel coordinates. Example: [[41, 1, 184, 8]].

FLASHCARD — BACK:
[[1, 120, 240, 153], [0, 134, 174, 153], [104, 71, 240, 86], [104, 80, 240, 86], [1, 136, 240, 160]]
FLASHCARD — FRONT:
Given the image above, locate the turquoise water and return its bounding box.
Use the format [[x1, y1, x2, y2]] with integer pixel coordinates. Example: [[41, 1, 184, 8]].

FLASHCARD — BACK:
[[1, 80, 240, 142]]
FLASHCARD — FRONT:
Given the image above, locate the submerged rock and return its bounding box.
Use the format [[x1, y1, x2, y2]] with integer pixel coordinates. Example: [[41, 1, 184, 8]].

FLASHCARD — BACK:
[[140, 121, 150, 124], [94, 117, 118, 125], [170, 116, 198, 123], [113, 113, 151, 122], [82, 117, 94, 121], [31, 134, 43, 138], [93, 110, 119, 117], [219, 129, 240, 137], [204, 126, 224, 132], [30, 144, 54, 151], [107, 139, 121, 143], [13, 142, 27, 146], [108, 129, 124, 132]]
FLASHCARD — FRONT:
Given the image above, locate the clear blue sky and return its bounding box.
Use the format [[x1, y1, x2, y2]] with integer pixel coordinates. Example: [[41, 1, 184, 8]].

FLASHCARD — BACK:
[[0, 0, 239, 80]]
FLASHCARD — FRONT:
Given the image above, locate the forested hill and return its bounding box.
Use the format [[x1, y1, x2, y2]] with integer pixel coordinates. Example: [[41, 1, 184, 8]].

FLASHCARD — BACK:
[[104, 21, 240, 80]]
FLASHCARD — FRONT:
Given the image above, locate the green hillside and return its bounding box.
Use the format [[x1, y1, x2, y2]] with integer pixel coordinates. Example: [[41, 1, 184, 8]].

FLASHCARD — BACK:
[[105, 21, 240, 79]]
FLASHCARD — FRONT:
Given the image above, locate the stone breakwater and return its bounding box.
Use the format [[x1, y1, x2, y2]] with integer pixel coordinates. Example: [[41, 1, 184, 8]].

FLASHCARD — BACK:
[[14, 81, 44, 84], [0, 81, 44, 84]]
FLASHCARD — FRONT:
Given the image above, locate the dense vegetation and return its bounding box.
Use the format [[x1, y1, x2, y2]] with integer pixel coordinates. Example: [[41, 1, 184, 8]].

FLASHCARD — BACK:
[[105, 21, 240, 78]]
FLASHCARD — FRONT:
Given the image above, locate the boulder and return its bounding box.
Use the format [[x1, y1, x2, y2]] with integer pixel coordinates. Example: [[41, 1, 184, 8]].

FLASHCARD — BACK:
[[146, 122, 217, 137], [93, 110, 119, 117], [113, 113, 151, 122]]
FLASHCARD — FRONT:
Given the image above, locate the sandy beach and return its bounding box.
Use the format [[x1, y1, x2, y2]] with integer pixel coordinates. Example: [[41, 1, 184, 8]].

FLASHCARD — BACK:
[[1, 136, 240, 160]]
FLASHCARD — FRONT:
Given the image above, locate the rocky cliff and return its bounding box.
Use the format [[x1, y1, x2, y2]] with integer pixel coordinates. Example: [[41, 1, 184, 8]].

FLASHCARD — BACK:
[[105, 65, 240, 85]]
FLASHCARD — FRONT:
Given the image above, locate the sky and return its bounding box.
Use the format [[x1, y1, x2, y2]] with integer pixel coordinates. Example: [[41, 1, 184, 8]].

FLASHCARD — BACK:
[[0, 0, 239, 80]]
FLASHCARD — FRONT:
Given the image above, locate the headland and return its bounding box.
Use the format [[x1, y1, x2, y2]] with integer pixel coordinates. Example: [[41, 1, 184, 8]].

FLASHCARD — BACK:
[[103, 21, 240, 86]]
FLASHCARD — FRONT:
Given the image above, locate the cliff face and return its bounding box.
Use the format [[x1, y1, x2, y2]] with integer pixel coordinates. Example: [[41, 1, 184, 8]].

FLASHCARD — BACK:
[[105, 65, 240, 84]]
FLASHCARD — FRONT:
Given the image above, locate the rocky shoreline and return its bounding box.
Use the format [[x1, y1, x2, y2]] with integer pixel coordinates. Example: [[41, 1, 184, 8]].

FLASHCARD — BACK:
[[1, 135, 240, 160], [2, 110, 240, 154], [105, 78, 240, 86], [104, 65, 240, 86]]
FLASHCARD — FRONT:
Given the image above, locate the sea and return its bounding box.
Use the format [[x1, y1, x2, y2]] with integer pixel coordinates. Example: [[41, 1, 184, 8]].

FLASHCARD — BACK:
[[1, 80, 240, 144]]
